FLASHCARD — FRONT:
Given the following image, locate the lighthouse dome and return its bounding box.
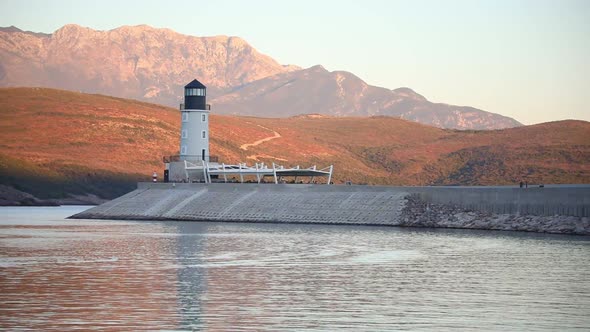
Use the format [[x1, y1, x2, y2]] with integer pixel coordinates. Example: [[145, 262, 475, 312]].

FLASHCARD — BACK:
[[184, 79, 207, 110]]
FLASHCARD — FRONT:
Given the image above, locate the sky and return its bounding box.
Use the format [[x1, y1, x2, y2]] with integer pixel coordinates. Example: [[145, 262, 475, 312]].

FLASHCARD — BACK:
[[1, 0, 588, 124]]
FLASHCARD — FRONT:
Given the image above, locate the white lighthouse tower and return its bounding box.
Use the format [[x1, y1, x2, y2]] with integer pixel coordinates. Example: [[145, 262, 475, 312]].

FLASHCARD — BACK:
[[180, 79, 209, 162]]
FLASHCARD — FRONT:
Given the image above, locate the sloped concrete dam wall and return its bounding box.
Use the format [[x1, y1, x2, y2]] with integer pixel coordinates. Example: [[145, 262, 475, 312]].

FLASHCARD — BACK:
[[72, 183, 408, 225], [71, 183, 590, 234]]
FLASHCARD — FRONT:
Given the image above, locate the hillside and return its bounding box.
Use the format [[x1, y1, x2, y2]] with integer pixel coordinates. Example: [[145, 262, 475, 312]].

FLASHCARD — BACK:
[[0, 24, 520, 130], [0, 88, 588, 204]]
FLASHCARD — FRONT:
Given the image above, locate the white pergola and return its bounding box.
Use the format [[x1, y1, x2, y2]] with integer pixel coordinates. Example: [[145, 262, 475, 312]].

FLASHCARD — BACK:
[[184, 161, 334, 185]]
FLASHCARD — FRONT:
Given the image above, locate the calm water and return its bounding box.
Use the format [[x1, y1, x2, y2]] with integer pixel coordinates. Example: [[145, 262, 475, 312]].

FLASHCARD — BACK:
[[0, 206, 589, 331]]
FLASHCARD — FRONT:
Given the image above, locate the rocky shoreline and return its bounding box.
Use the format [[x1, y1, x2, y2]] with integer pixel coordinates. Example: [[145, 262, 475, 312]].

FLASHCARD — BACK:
[[400, 194, 590, 235]]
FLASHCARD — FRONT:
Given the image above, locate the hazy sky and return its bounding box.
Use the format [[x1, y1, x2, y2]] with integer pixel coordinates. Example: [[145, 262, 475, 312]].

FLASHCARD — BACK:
[[1, 0, 588, 124]]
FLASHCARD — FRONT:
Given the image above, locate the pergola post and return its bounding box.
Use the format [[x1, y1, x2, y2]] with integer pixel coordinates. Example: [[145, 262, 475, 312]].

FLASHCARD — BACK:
[[202, 160, 208, 183], [239, 163, 244, 183], [256, 163, 261, 183], [184, 160, 189, 182], [222, 163, 227, 183], [205, 161, 212, 183]]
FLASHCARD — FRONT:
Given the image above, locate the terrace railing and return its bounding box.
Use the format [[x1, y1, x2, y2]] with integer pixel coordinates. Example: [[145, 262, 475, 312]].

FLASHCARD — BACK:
[[163, 155, 219, 163]]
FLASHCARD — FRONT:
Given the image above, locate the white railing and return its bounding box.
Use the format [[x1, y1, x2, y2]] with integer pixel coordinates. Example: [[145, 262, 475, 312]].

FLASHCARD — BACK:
[[183, 161, 334, 185]]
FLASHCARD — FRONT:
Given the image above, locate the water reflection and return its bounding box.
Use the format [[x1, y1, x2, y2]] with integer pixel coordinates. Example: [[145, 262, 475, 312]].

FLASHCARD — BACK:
[[174, 222, 205, 330], [0, 221, 181, 329], [0, 207, 589, 331]]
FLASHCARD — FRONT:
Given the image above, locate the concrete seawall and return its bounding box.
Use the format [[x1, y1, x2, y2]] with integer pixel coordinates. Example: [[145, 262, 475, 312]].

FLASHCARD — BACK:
[[71, 183, 590, 235], [412, 185, 590, 217]]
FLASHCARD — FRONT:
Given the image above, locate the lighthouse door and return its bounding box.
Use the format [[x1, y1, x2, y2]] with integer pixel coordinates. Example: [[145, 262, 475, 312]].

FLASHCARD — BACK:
[[202, 149, 205, 161]]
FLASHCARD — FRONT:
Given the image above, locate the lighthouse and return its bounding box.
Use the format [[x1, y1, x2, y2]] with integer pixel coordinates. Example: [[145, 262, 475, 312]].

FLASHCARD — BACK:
[[180, 79, 209, 161]]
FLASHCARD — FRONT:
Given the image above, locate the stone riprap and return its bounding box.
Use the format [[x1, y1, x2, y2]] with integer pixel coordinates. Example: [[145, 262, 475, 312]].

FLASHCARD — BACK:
[[70, 183, 590, 235], [401, 194, 590, 235]]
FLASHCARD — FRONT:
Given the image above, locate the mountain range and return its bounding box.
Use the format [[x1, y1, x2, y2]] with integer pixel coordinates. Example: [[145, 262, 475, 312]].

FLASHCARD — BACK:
[[212, 65, 520, 129], [0, 24, 521, 130], [1, 88, 588, 204]]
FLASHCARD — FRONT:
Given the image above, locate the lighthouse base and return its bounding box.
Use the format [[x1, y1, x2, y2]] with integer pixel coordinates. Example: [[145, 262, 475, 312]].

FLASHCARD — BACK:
[[165, 161, 210, 183]]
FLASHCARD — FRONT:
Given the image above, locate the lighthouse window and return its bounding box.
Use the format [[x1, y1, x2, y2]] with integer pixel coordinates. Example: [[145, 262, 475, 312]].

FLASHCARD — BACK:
[[185, 88, 205, 96], [182, 112, 188, 122], [181, 129, 188, 138], [181, 145, 187, 155], [202, 114, 206, 122], [202, 130, 206, 139]]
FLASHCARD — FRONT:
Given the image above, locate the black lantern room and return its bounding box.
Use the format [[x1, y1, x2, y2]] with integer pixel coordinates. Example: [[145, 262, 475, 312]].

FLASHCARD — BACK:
[[184, 79, 207, 110]]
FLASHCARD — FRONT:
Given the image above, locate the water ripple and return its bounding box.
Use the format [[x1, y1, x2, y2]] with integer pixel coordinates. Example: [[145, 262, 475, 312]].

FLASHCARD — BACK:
[[0, 207, 589, 331]]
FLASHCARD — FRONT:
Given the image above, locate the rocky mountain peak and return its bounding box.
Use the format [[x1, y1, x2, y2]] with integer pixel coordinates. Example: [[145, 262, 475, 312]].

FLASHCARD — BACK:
[[54, 23, 92, 35], [392, 87, 427, 101], [0, 25, 50, 37], [309, 64, 328, 72], [0, 25, 23, 33]]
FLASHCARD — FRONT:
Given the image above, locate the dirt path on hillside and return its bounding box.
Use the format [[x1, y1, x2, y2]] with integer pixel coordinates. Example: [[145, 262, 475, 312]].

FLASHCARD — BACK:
[[246, 154, 288, 162], [240, 125, 282, 151]]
